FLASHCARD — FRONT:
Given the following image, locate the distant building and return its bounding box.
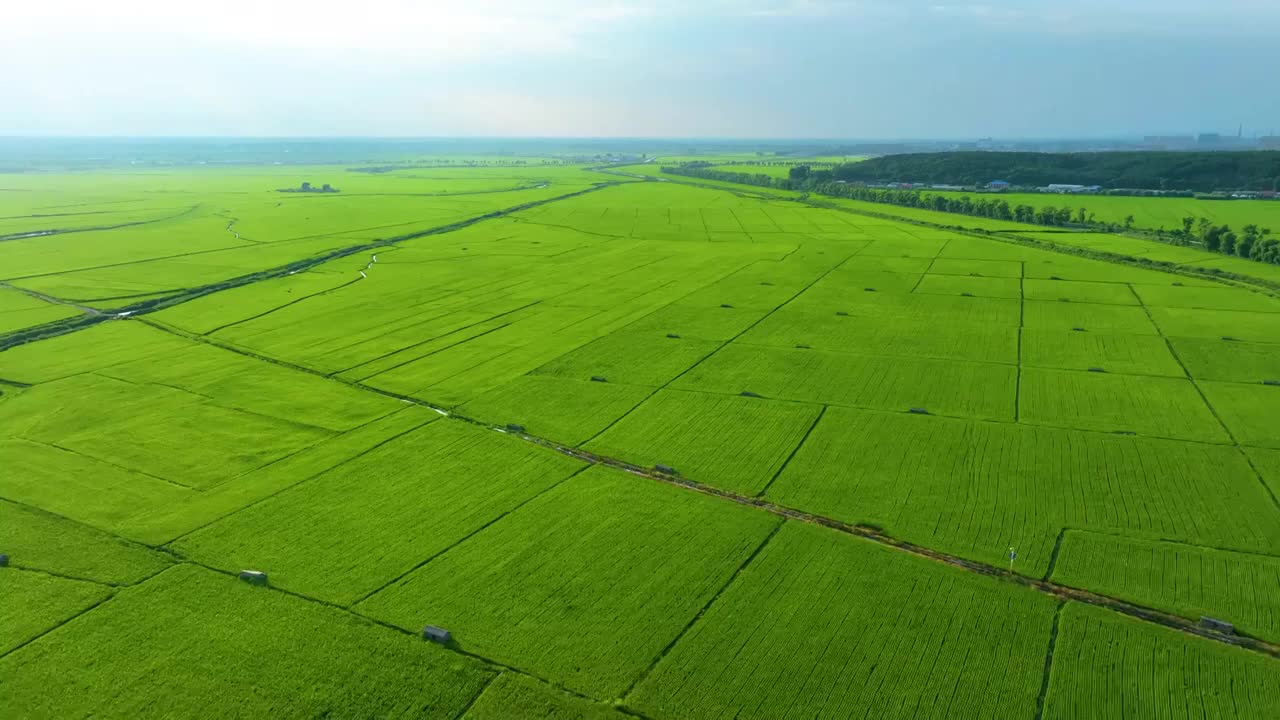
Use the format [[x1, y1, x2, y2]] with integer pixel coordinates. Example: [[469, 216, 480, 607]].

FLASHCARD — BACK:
[[1143, 135, 1195, 150], [1261, 136, 1280, 150], [988, 180, 1010, 191], [1197, 133, 1222, 146], [1043, 184, 1100, 194]]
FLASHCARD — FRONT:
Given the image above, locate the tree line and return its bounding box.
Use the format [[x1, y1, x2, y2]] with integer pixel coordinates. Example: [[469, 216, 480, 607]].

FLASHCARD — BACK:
[[661, 164, 1280, 266], [823, 151, 1280, 193]]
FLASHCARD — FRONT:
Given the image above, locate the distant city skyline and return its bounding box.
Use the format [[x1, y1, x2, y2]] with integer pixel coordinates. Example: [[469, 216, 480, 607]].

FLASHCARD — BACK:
[[3, 1, 1278, 138]]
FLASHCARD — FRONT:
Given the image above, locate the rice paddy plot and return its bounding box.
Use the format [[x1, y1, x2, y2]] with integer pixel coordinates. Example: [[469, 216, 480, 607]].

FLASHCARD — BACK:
[[816, 268, 923, 293], [357, 466, 779, 698], [531, 331, 720, 387], [172, 420, 585, 605], [5, 373, 334, 489], [1050, 530, 1280, 642], [328, 311, 524, 384], [0, 214, 243, 281], [678, 275, 820, 310], [1042, 603, 1280, 720], [619, 300, 769, 341], [791, 286, 1022, 327], [1022, 278, 1139, 305], [1023, 299, 1159, 334], [0, 437, 194, 537], [1199, 381, 1280, 449], [1148, 306, 1280, 344], [583, 388, 821, 495], [1022, 232, 1211, 262], [1019, 367, 1228, 442], [152, 269, 359, 336], [766, 407, 1279, 575], [463, 673, 628, 720], [458, 375, 653, 446], [1020, 328, 1184, 377], [857, 235, 950, 258], [99, 341, 399, 432], [0, 569, 112, 655], [0, 319, 192, 383], [1024, 255, 1205, 286], [841, 254, 934, 273], [0, 287, 61, 315], [740, 309, 1019, 364], [674, 343, 1016, 421], [913, 273, 1022, 299], [938, 235, 1054, 261], [926, 257, 1023, 278], [11, 234, 359, 300], [351, 332, 527, 399], [0, 564, 492, 718], [0, 500, 173, 585], [120, 405, 437, 545], [1246, 447, 1280, 499], [1132, 284, 1280, 313], [1169, 336, 1280, 383], [0, 287, 81, 335], [629, 521, 1057, 720]]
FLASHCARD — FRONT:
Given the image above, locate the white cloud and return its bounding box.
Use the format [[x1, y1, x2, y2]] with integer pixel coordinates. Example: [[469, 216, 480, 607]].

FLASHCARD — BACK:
[[3, 1, 655, 61]]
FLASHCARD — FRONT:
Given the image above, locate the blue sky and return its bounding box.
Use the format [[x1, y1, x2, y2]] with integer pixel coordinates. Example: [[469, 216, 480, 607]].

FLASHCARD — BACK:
[[3, 1, 1277, 138]]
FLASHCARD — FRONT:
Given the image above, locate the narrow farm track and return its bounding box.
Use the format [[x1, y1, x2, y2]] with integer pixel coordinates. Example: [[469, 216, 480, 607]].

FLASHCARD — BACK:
[[0, 181, 624, 351], [0, 204, 201, 243], [645, 170, 1280, 298], [129, 317, 1280, 662], [0, 282, 102, 316], [0, 505, 655, 718], [6, 169, 1279, 715], [1128, 281, 1280, 512]]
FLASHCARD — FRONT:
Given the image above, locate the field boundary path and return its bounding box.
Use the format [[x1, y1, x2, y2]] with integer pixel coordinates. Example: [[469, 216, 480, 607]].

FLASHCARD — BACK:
[[0, 181, 625, 352], [0, 204, 201, 243], [0, 282, 102, 317], [5, 168, 1279, 716], [635, 168, 1280, 297], [128, 316, 1280, 663]]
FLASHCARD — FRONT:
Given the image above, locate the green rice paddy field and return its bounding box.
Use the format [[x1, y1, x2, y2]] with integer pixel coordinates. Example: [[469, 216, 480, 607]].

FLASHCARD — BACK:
[[2, 161, 1279, 718]]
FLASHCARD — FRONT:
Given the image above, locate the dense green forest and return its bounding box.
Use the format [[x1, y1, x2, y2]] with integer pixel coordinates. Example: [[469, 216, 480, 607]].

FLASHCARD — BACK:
[[826, 151, 1280, 192]]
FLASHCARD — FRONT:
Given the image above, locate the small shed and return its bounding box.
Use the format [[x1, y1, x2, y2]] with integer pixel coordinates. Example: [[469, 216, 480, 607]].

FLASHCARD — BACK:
[[239, 570, 268, 586], [423, 626, 452, 644], [1199, 617, 1234, 635]]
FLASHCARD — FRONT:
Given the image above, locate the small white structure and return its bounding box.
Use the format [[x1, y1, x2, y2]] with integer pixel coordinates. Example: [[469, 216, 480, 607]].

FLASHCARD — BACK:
[[239, 570, 268, 586]]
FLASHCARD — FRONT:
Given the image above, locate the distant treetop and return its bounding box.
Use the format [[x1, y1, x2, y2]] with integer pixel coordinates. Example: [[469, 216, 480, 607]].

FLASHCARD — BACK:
[[829, 151, 1280, 193]]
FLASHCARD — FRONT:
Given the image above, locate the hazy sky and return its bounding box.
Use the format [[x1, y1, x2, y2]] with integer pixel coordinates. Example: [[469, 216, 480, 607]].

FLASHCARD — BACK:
[[4, 1, 1278, 138]]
